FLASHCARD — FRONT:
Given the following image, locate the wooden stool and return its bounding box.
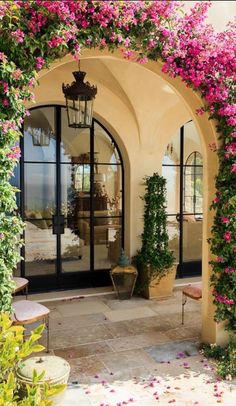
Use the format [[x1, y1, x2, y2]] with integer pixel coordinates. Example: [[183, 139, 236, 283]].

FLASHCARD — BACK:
[[12, 300, 50, 352], [182, 283, 202, 325], [12, 277, 29, 298]]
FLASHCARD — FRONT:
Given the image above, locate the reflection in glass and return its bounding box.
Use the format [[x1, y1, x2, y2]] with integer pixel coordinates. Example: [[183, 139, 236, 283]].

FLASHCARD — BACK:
[[183, 214, 202, 261], [184, 152, 203, 214], [61, 219, 89, 273], [167, 216, 179, 262], [94, 164, 122, 216], [25, 220, 56, 275], [10, 163, 20, 209], [162, 165, 180, 214], [61, 107, 90, 162], [24, 107, 56, 162], [61, 164, 91, 217], [94, 122, 120, 164], [94, 221, 122, 269], [24, 163, 56, 217]]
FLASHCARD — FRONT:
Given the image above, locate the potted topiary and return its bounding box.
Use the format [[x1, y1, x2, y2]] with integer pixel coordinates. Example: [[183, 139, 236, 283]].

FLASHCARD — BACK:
[[136, 172, 176, 299]]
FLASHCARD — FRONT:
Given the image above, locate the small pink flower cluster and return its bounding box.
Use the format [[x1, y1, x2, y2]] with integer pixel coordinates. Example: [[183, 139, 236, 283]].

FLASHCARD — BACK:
[[0, 80, 9, 94], [223, 232, 232, 243], [221, 217, 230, 224], [11, 29, 25, 43], [214, 292, 235, 305], [216, 256, 225, 263], [27, 10, 47, 33], [225, 143, 236, 158], [0, 120, 18, 134], [7, 146, 21, 160], [231, 163, 236, 173], [35, 57, 45, 70], [12, 69, 23, 81], [224, 267, 235, 274], [48, 36, 64, 48]]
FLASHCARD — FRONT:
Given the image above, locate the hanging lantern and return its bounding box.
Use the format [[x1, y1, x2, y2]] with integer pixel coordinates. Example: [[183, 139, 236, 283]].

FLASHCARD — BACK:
[[62, 69, 97, 129]]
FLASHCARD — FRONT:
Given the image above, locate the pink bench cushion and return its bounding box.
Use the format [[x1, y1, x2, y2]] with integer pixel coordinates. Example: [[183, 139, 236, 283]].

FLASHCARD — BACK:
[[13, 277, 29, 293], [183, 283, 202, 300], [12, 300, 50, 324]]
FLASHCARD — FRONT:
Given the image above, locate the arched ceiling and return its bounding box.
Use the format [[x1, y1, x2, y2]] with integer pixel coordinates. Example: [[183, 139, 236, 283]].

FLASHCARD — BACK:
[[35, 56, 190, 148]]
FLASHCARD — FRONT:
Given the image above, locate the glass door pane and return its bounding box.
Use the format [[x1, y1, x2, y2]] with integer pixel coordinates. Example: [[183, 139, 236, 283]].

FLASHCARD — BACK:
[[183, 214, 202, 262], [60, 164, 91, 273], [24, 163, 57, 276], [23, 107, 57, 278]]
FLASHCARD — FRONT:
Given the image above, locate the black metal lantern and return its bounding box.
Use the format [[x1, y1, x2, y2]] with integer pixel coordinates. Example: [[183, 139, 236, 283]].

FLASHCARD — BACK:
[[62, 69, 97, 129], [110, 250, 138, 300]]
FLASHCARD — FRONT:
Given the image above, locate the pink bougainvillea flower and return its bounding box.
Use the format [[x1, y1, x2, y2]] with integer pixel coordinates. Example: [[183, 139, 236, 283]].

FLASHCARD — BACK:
[[11, 29, 25, 43], [227, 116, 236, 126], [231, 163, 236, 173], [35, 56, 45, 70], [223, 232, 232, 242], [216, 256, 224, 263], [196, 107, 205, 116], [12, 69, 23, 80], [221, 217, 230, 224], [3, 98, 9, 106], [224, 267, 235, 273]]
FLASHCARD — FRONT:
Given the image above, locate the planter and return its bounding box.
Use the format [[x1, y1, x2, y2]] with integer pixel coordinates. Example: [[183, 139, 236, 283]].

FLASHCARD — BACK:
[[16, 355, 70, 405], [143, 264, 177, 300]]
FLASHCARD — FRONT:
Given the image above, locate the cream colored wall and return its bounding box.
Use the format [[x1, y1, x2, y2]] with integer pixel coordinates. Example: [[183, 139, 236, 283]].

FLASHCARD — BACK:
[[183, 1, 236, 31], [29, 49, 223, 344]]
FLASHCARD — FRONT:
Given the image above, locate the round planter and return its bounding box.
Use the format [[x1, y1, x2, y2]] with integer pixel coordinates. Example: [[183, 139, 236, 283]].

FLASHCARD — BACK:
[[16, 355, 70, 405]]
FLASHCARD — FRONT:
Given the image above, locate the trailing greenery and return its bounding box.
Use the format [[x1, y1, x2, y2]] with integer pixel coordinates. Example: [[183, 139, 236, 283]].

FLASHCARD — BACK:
[[0, 313, 65, 405], [136, 173, 175, 287], [202, 340, 236, 380]]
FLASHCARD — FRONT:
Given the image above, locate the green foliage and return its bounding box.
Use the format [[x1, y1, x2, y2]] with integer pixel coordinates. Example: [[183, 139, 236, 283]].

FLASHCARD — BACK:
[[202, 340, 236, 380], [0, 314, 65, 405], [136, 173, 175, 286]]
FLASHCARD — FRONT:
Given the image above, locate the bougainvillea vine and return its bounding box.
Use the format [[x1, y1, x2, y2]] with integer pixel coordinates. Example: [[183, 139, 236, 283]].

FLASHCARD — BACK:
[[0, 1, 235, 333]]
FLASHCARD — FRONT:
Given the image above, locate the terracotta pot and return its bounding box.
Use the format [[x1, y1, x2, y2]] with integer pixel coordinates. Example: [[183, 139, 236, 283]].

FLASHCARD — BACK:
[[143, 264, 177, 300]]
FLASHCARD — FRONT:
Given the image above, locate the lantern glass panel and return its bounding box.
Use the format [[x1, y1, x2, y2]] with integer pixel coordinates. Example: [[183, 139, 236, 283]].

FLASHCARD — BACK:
[[67, 98, 94, 128]]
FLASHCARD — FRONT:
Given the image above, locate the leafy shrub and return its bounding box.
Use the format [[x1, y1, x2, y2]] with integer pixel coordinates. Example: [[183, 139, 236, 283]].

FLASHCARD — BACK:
[[0, 313, 65, 405], [136, 173, 175, 289], [202, 341, 236, 380]]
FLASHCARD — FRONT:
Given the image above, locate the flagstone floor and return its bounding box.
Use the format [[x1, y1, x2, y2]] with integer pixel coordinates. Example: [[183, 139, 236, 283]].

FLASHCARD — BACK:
[[31, 288, 235, 405]]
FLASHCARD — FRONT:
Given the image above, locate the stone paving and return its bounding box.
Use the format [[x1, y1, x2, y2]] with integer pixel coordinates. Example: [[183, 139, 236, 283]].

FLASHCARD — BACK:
[[36, 289, 236, 405]]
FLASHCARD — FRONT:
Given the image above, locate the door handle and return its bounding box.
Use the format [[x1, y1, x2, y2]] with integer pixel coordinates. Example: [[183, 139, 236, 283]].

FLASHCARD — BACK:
[[176, 213, 181, 222], [52, 215, 65, 235]]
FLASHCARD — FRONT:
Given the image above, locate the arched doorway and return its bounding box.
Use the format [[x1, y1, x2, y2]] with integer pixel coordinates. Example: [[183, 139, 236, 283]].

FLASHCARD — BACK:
[[14, 105, 124, 292]]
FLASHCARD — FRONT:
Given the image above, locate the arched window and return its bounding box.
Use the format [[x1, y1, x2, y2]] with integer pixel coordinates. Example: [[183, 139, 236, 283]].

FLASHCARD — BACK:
[[184, 151, 203, 215]]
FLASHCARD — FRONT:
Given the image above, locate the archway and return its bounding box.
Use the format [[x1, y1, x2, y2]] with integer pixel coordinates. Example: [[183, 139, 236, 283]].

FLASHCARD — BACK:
[[0, 1, 235, 344], [32, 50, 219, 343]]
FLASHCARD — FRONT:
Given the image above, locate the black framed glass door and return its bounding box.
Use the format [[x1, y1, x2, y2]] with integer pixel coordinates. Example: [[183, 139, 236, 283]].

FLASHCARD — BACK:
[[162, 121, 203, 278], [16, 105, 124, 292]]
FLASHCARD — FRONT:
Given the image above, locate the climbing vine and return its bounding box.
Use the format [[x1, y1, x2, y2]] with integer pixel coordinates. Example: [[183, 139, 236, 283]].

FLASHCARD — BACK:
[[0, 1, 235, 332]]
